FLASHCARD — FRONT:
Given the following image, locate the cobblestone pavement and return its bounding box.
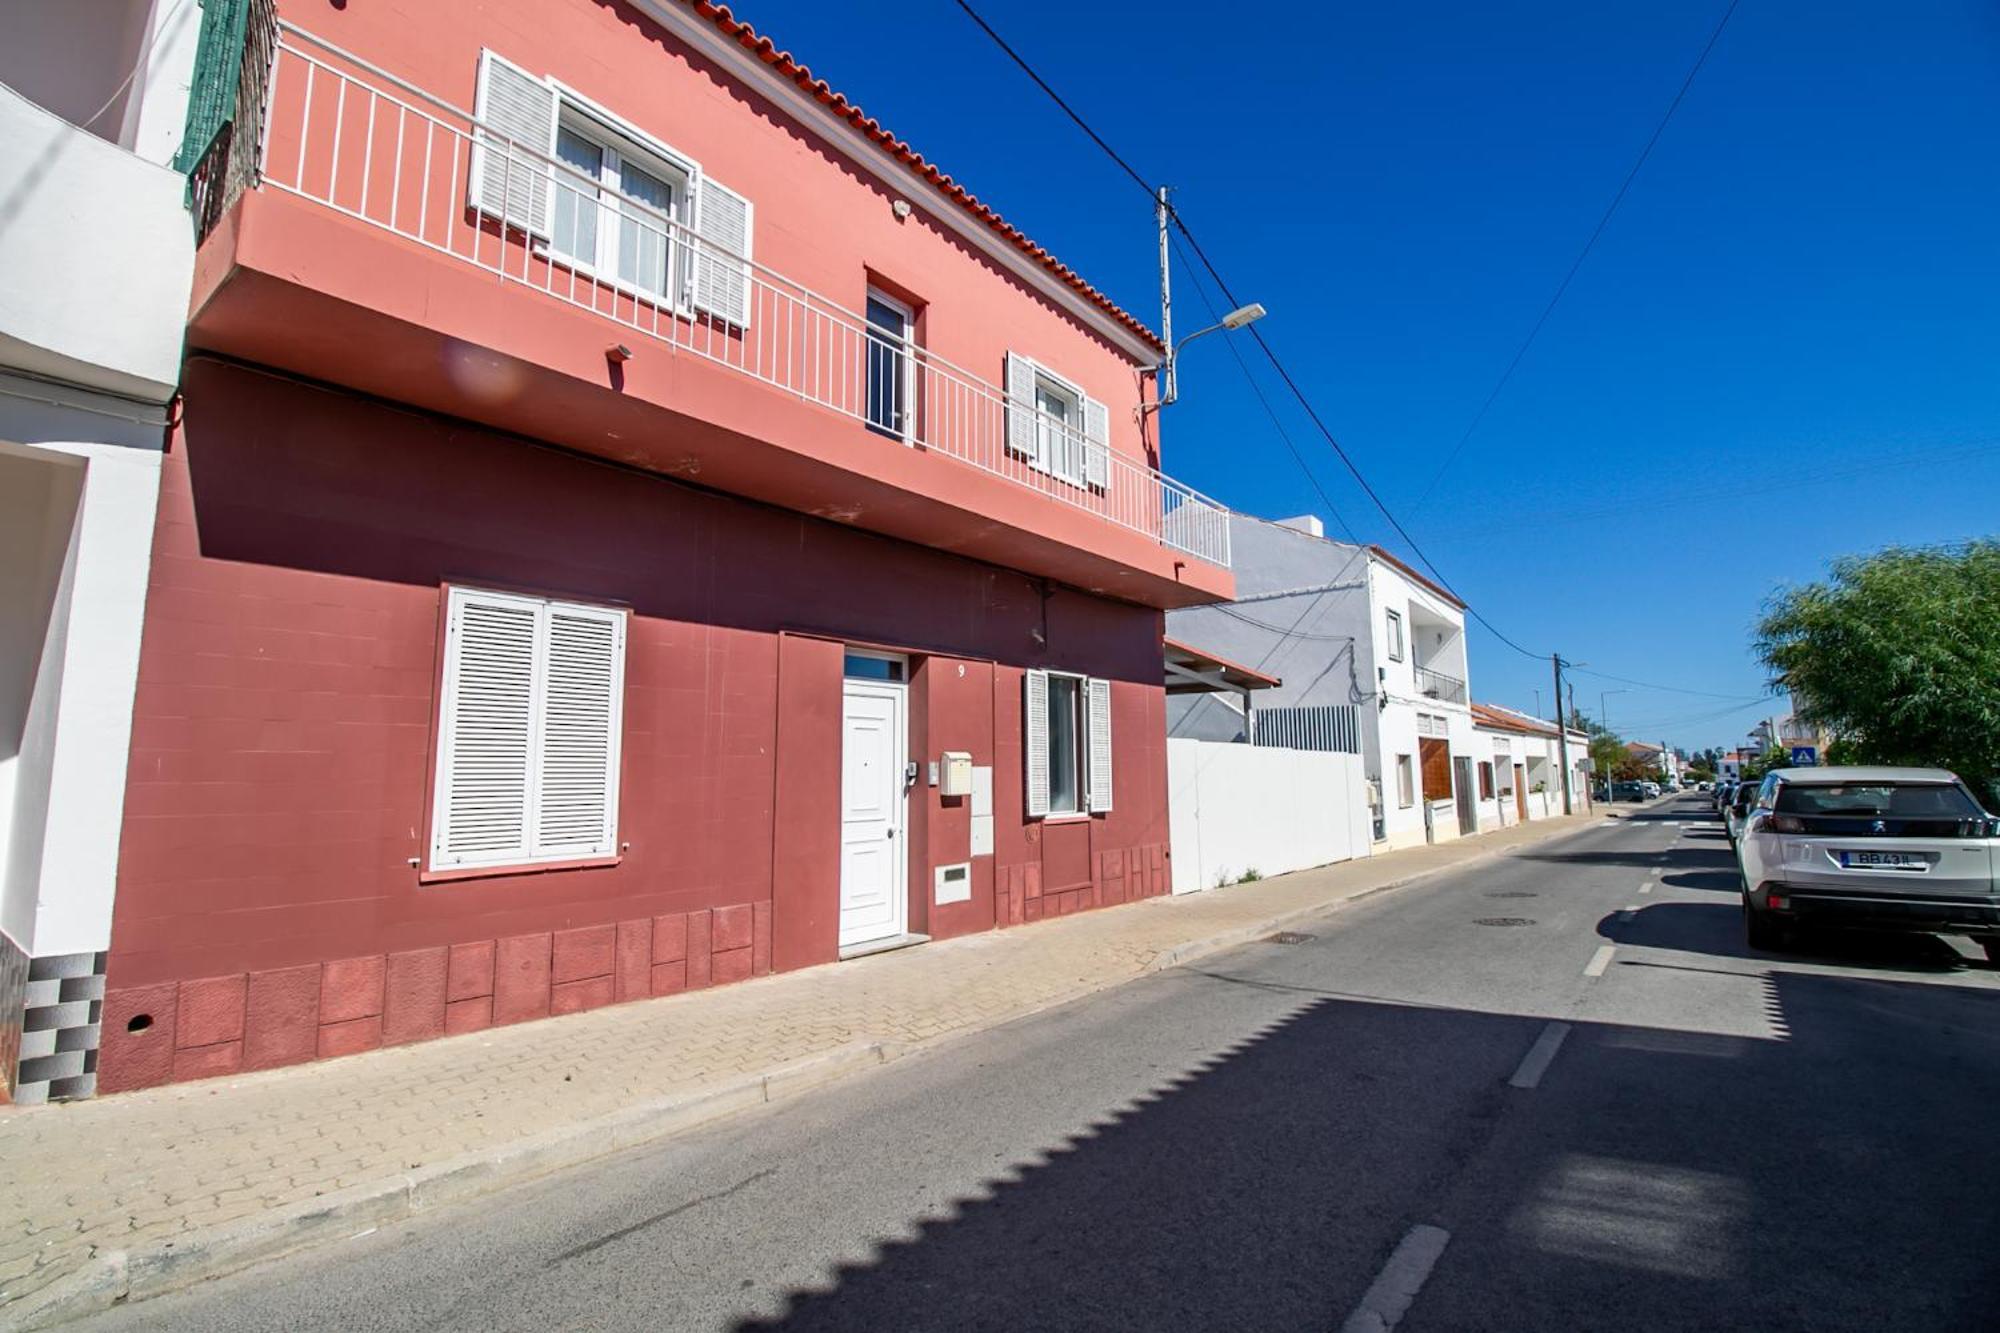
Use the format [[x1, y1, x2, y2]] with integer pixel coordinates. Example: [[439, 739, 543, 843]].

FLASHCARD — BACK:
[[0, 813, 1600, 1318]]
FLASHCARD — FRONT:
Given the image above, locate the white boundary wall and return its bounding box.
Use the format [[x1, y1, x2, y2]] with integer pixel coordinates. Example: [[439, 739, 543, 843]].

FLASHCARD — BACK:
[[1168, 739, 1371, 894]]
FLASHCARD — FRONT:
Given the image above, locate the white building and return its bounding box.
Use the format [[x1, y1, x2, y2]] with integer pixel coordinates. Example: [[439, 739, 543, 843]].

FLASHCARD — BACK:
[[1167, 514, 1480, 851], [1469, 703, 1592, 830], [1, 0, 198, 1102]]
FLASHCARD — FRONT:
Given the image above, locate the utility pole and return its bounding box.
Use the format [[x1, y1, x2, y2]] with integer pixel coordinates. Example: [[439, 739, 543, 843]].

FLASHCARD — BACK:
[[1155, 185, 1174, 409], [1569, 682, 1582, 806], [1552, 654, 1573, 816]]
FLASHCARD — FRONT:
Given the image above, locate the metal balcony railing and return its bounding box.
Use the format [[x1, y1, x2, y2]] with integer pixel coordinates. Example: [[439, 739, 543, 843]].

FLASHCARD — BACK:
[[223, 22, 1231, 570], [1414, 665, 1467, 705]]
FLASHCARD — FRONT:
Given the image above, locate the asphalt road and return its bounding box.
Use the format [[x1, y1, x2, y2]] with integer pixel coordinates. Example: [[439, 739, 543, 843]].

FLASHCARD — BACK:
[[77, 795, 2000, 1331]]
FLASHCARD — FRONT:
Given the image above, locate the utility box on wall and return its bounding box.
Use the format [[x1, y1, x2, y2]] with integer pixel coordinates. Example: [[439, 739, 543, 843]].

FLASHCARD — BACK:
[[939, 750, 973, 797]]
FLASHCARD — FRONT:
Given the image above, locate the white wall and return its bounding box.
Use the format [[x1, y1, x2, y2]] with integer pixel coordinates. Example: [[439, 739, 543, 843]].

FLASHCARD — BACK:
[[0, 81, 195, 403], [0, 413, 164, 958], [1168, 740, 1371, 895]]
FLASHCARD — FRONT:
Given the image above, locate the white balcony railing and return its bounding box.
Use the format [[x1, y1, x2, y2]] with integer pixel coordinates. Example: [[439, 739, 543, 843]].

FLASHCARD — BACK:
[[245, 23, 1231, 570]]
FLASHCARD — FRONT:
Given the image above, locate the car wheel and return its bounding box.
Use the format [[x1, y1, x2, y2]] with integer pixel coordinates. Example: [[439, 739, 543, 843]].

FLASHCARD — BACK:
[[1744, 899, 1785, 951]]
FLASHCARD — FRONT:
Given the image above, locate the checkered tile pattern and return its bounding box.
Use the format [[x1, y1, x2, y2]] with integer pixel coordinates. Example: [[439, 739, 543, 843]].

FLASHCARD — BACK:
[[12, 951, 105, 1105]]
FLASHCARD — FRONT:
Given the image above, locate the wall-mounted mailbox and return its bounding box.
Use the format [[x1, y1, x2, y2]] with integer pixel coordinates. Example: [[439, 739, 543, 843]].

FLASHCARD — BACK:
[[939, 750, 973, 797]]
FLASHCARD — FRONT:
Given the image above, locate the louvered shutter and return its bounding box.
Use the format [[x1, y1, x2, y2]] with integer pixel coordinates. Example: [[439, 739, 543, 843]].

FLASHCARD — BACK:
[[533, 605, 625, 858], [469, 51, 557, 238], [432, 589, 539, 867], [1023, 669, 1050, 818], [1005, 353, 1040, 464], [1085, 677, 1114, 813], [1081, 395, 1110, 491], [691, 176, 753, 326]]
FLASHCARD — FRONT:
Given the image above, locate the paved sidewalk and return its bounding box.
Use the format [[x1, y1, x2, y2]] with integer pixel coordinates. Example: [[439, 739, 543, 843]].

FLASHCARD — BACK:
[[0, 811, 1607, 1326]]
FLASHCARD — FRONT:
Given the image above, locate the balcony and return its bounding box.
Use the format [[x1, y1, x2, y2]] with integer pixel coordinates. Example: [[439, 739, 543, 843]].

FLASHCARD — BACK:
[[182, 18, 1232, 608], [1414, 665, 1466, 706]]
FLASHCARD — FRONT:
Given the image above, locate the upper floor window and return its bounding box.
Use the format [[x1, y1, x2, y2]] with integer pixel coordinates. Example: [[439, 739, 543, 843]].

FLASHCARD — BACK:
[[865, 289, 915, 440], [470, 51, 754, 325], [1385, 608, 1405, 662], [1004, 353, 1109, 492], [551, 119, 687, 299]]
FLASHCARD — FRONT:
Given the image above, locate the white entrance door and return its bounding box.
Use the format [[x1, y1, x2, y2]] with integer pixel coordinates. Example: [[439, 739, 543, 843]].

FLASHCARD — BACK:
[[839, 676, 908, 949]]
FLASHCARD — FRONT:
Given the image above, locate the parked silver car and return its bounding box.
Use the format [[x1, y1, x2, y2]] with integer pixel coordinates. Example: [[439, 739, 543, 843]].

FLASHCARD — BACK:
[[1735, 766, 2000, 958]]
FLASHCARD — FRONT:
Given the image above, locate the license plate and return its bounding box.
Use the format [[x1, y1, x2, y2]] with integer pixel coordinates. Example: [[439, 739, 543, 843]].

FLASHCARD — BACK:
[[1840, 850, 1924, 870]]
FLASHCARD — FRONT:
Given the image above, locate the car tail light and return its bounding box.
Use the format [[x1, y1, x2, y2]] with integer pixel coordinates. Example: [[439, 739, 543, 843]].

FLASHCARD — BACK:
[[1765, 890, 1788, 910]]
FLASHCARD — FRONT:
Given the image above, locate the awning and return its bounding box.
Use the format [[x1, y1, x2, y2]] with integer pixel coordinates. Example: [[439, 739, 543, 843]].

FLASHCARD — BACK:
[[1163, 636, 1282, 696]]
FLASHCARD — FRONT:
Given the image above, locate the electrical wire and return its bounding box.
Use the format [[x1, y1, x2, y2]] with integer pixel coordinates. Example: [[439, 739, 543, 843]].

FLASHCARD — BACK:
[[1407, 0, 1742, 514], [948, 0, 1155, 198], [1565, 665, 1766, 701], [948, 0, 1765, 696], [1169, 231, 1365, 547]]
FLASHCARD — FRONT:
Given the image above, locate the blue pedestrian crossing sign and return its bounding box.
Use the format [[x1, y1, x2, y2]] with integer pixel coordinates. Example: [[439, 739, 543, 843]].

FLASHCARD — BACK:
[[1790, 746, 1818, 766]]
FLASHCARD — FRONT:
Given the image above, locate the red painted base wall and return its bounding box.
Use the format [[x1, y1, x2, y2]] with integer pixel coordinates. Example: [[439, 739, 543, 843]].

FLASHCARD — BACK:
[[99, 360, 1170, 1093]]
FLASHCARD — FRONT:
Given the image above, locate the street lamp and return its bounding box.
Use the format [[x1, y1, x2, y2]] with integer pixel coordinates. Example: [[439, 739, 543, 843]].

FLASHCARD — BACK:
[[1146, 301, 1267, 414]]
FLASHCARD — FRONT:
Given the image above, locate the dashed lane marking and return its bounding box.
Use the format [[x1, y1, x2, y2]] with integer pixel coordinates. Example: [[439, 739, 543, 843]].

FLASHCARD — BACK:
[[1638, 882, 1653, 895], [1508, 1021, 1572, 1090], [1584, 945, 1616, 977], [1339, 1224, 1453, 1333]]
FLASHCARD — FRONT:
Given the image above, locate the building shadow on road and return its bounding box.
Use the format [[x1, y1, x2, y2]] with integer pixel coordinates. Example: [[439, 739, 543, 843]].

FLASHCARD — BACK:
[[737, 934, 2000, 1330]]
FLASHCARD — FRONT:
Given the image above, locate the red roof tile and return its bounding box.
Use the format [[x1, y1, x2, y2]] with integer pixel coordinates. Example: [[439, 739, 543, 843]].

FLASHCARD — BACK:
[[689, 2, 1164, 354]]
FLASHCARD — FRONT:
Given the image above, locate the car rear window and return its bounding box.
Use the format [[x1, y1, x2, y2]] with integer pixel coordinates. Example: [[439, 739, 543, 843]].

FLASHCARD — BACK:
[[1774, 783, 1981, 818]]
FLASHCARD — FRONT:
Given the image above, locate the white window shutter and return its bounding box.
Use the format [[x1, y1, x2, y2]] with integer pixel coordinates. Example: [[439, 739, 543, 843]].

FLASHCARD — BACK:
[[532, 605, 625, 858], [1082, 395, 1111, 491], [1023, 669, 1050, 818], [469, 50, 557, 238], [431, 589, 539, 867], [691, 176, 753, 326], [1005, 352, 1041, 464], [1085, 677, 1114, 813]]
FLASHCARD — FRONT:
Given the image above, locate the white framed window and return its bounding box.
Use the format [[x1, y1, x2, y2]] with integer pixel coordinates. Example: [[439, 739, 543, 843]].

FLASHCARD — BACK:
[[1396, 754, 1415, 809], [1004, 353, 1110, 492], [550, 115, 689, 301], [865, 289, 915, 441], [469, 52, 754, 325], [429, 587, 627, 871], [1385, 608, 1405, 662], [1023, 670, 1113, 817]]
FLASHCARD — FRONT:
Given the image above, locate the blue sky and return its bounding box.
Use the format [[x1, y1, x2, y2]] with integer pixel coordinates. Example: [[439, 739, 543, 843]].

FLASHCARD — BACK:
[[748, 1, 2000, 752]]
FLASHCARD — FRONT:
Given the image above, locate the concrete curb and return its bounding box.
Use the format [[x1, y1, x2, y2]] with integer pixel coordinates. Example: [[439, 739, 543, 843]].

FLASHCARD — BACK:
[[1143, 813, 1615, 973], [4, 809, 1632, 1328], [3, 1041, 891, 1331]]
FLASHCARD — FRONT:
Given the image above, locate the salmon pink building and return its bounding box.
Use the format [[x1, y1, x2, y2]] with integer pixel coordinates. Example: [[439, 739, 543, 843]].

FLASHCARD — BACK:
[[90, 0, 1234, 1093]]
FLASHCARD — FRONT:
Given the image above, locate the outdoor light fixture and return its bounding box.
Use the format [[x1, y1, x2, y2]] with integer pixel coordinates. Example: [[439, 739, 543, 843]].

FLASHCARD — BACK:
[[606, 343, 633, 364], [1146, 299, 1270, 414], [1220, 302, 1266, 330], [891, 198, 914, 221]]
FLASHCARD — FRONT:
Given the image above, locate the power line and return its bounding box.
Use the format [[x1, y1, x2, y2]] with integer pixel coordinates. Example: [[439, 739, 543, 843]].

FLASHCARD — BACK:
[[1170, 231, 1364, 547], [948, 0, 1156, 198], [1408, 0, 1742, 514], [1171, 215, 1549, 661], [1566, 664, 1766, 701], [951, 0, 1549, 660]]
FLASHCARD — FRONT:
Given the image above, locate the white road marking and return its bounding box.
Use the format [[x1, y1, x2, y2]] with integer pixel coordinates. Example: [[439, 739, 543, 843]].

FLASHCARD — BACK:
[[1638, 882, 1653, 895], [1508, 1021, 1572, 1090], [1584, 945, 1616, 977], [1339, 1224, 1453, 1333], [1617, 906, 1639, 921]]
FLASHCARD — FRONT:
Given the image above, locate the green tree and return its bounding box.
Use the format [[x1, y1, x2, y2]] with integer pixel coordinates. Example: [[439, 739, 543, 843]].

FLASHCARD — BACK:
[[1755, 540, 2000, 796]]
